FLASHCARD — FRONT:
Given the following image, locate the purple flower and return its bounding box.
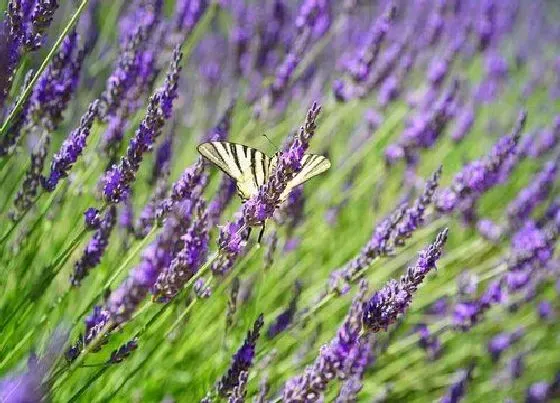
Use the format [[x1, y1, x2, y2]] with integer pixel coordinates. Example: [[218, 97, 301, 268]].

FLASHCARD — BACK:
[[267, 281, 302, 339], [201, 100, 235, 144], [527, 117, 560, 158], [333, 206, 406, 291], [135, 173, 170, 239], [526, 382, 551, 403], [453, 280, 504, 330], [208, 176, 237, 226], [394, 167, 442, 246], [84, 305, 112, 346], [487, 328, 523, 362], [71, 206, 117, 286], [508, 160, 558, 222], [42, 99, 99, 191], [103, 46, 183, 204], [283, 281, 370, 401], [416, 323, 442, 360], [194, 277, 212, 299], [538, 300, 553, 320], [28, 30, 84, 131], [476, 219, 503, 242], [451, 104, 475, 143], [24, 0, 59, 51], [440, 365, 475, 403], [362, 229, 448, 332], [84, 208, 101, 229], [108, 338, 138, 364], [346, 3, 396, 83], [436, 111, 527, 213], [217, 314, 264, 397], [174, 0, 209, 36], [0, 329, 65, 402], [100, 3, 159, 122], [152, 200, 209, 302], [151, 134, 173, 183], [10, 134, 50, 220], [106, 201, 194, 323], [477, 0, 496, 51]]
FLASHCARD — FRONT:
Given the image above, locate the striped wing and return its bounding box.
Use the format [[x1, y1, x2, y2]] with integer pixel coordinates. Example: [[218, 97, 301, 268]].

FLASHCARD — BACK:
[[273, 154, 331, 203], [197, 142, 273, 200]]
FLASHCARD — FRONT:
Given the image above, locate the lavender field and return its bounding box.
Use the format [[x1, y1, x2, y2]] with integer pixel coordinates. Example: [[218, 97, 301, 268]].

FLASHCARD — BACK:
[[0, 0, 559, 402]]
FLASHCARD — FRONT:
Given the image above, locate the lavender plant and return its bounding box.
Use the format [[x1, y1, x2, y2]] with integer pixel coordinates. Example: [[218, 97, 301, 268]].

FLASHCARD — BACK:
[[0, 1, 559, 402]]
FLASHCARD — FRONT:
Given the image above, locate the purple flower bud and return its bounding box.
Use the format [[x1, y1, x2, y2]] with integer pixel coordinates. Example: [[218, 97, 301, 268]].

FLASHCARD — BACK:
[[0, 329, 65, 402], [217, 314, 264, 397], [440, 365, 475, 403], [508, 160, 558, 222], [108, 338, 138, 364], [24, 0, 59, 52], [267, 281, 302, 339], [208, 176, 237, 226], [10, 132, 50, 220], [416, 323, 442, 360], [538, 300, 554, 320], [476, 219, 503, 242], [71, 206, 117, 286], [451, 104, 475, 143], [487, 328, 523, 362], [337, 206, 406, 289], [28, 30, 84, 131], [527, 117, 560, 158], [453, 280, 504, 330], [363, 230, 448, 332], [194, 277, 212, 299], [84, 208, 101, 229], [394, 167, 442, 246], [84, 305, 112, 347], [174, 0, 209, 36], [42, 99, 99, 192], [526, 382, 550, 403], [477, 0, 496, 51]]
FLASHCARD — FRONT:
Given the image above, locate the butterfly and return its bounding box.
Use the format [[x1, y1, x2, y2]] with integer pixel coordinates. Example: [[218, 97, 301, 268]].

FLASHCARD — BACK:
[[198, 141, 331, 240]]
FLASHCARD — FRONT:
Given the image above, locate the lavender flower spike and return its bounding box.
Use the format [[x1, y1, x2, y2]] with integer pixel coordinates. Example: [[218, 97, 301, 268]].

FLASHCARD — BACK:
[[152, 199, 209, 302], [283, 280, 370, 401], [440, 364, 475, 403], [106, 201, 194, 324], [217, 314, 264, 398], [71, 206, 117, 287], [243, 103, 321, 227], [436, 110, 527, 213], [42, 99, 99, 191], [347, 2, 396, 83], [393, 166, 442, 246], [103, 46, 183, 204], [362, 229, 448, 332], [507, 160, 558, 222]]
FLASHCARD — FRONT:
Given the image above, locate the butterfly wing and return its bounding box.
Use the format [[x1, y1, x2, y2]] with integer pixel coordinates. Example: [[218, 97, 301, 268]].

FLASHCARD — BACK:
[[278, 154, 331, 203], [198, 142, 272, 200]]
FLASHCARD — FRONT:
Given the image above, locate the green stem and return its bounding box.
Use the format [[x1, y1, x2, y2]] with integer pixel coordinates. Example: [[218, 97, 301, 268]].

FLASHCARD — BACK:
[[0, 0, 91, 139]]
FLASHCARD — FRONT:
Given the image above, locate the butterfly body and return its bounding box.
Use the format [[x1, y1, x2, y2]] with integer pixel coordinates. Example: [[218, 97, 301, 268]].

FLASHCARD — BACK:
[[198, 141, 331, 205]]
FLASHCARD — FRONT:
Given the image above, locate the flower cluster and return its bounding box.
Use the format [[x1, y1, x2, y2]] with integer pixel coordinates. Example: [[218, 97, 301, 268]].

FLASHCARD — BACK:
[[103, 46, 183, 204]]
